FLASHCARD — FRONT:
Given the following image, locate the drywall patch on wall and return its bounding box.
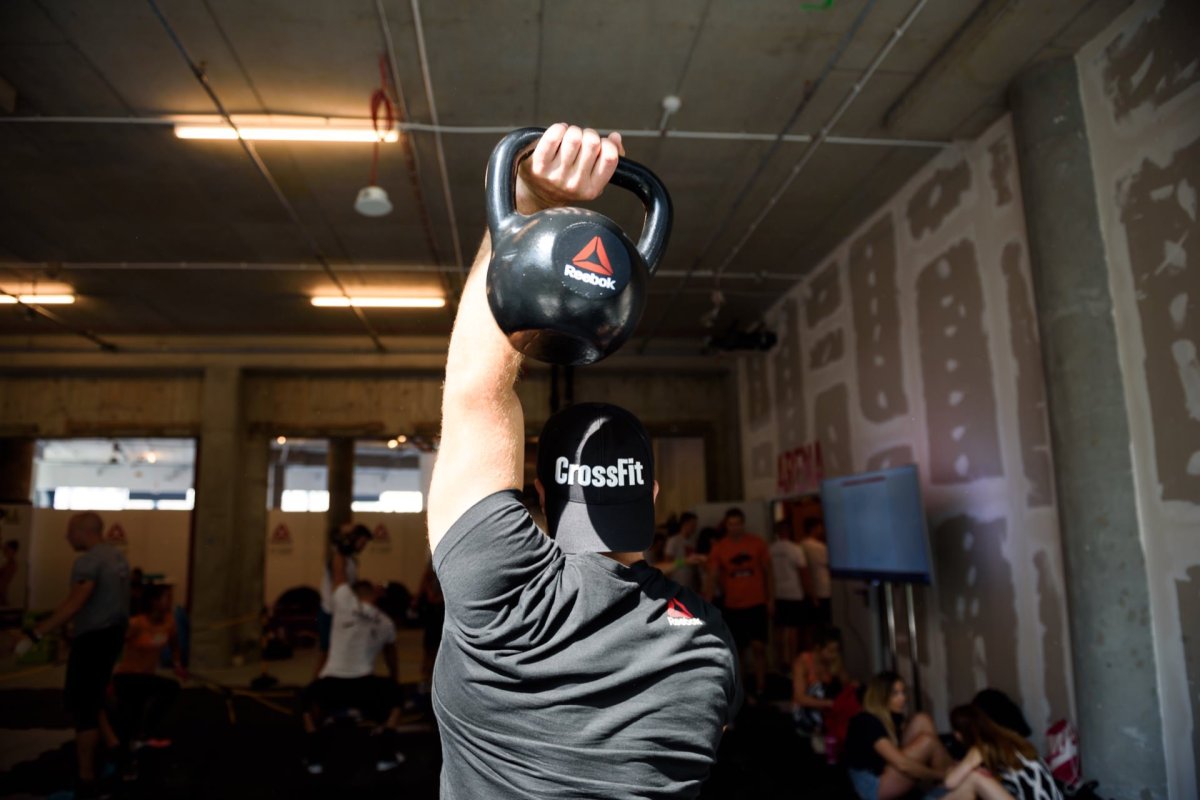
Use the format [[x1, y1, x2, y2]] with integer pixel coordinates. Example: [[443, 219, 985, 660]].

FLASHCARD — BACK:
[[933, 513, 1021, 709], [1118, 135, 1200, 503], [809, 329, 845, 371], [849, 213, 908, 423], [1101, 0, 1200, 121], [907, 159, 972, 240], [814, 383, 853, 478], [772, 298, 806, 449], [866, 445, 914, 471], [806, 260, 842, 330], [1001, 241, 1055, 507], [917, 240, 1004, 485], [988, 136, 1015, 207]]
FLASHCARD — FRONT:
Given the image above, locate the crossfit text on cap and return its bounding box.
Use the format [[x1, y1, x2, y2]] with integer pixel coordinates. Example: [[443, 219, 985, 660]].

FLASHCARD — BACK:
[[536, 402, 655, 555]]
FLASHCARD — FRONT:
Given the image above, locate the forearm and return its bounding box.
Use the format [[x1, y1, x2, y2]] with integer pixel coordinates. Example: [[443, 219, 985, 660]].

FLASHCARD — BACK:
[[330, 551, 348, 588], [34, 601, 81, 635], [441, 236, 525, 403]]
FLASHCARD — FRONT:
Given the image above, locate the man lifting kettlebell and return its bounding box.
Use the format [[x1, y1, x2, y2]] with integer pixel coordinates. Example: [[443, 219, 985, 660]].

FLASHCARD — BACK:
[[313, 522, 372, 679], [427, 124, 740, 799]]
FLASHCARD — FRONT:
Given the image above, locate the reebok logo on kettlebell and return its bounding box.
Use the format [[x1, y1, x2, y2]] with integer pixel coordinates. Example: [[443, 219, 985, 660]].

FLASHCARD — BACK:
[[563, 236, 618, 290], [571, 237, 613, 276], [554, 224, 629, 300]]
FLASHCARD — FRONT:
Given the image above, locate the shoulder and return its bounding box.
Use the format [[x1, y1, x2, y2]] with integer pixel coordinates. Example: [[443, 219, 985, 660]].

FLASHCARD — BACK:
[[433, 489, 536, 565]]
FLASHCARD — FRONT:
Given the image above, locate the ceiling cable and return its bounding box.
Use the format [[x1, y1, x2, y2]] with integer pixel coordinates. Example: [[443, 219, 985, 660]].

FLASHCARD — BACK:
[[709, 0, 932, 286], [637, 0, 880, 353], [373, 0, 458, 314], [409, 0, 466, 276], [145, 0, 386, 352], [0, 289, 117, 351]]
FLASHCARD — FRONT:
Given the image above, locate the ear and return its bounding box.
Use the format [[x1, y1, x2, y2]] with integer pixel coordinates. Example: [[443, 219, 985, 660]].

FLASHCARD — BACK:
[[652, 480, 659, 504], [534, 478, 547, 514]]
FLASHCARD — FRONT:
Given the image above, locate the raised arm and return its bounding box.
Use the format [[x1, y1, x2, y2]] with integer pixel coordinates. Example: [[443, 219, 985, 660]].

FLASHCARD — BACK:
[[427, 124, 624, 552]]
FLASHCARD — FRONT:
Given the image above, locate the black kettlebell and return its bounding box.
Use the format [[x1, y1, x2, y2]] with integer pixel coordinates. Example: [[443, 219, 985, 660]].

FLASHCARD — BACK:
[[485, 127, 672, 365]]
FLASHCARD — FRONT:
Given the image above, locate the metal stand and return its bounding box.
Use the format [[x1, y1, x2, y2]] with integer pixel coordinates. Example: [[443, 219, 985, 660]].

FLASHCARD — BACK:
[[877, 582, 924, 712], [881, 581, 897, 671], [905, 583, 922, 712]]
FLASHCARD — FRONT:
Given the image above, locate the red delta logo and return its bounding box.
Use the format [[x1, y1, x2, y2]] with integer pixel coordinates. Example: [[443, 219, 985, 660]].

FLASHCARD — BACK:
[[105, 523, 127, 546], [270, 524, 291, 545], [571, 236, 613, 276], [666, 598, 703, 628], [372, 524, 389, 543]]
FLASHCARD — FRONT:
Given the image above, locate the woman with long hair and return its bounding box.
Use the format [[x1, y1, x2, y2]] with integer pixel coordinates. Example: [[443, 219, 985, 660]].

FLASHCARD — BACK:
[[948, 704, 1063, 800], [844, 671, 953, 799]]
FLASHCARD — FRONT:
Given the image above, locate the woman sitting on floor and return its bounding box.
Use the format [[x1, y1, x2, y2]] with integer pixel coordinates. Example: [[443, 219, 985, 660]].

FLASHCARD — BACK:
[[843, 671, 953, 800], [949, 704, 1063, 800]]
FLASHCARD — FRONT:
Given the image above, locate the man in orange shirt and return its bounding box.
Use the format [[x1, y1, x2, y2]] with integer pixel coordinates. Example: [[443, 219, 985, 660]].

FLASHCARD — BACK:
[[706, 508, 774, 700]]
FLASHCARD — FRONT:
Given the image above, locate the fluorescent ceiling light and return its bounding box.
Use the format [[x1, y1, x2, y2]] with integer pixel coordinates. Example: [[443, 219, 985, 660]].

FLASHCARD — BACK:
[[0, 294, 76, 304], [174, 114, 399, 143], [311, 296, 445, 309]]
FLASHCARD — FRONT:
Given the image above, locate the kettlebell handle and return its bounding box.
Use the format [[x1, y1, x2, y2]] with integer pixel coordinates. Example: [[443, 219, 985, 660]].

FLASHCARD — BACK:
[[486, 127, 673, 274]]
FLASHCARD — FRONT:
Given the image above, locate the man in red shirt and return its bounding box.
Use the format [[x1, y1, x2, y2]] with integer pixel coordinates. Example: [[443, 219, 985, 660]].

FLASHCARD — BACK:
[[706, 508, 774, 700]]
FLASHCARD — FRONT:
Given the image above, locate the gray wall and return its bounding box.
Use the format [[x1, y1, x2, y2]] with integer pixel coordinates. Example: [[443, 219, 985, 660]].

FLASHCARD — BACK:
[[737, 115, 1075, 739], [1076, 0, 1200, 794]]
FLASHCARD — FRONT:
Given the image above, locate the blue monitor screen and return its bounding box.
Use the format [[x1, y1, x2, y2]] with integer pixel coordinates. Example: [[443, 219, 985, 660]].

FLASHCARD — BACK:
[[820, 464, 933, 584]]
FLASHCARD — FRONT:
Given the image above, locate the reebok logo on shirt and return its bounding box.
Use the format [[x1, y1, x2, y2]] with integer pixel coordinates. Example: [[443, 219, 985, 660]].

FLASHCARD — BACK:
[[554, 456, 644, 488], [666, 598, 703, 627]]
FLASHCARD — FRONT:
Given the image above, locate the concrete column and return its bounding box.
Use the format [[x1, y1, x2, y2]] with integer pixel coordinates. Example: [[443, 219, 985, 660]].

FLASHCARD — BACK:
[[326, 437, 354, 531], [190, 367, 263, 669], [0, 437, 35, 503], [1011, 59, 1168, 798]]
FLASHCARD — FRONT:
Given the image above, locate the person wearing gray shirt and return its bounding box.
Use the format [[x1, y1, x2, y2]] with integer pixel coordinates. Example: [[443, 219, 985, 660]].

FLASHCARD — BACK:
[[426, 126, 739, 799], [17, 511, 129, 797]]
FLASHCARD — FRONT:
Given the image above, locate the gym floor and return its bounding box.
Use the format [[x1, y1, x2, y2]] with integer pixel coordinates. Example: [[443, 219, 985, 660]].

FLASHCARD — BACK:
[[0, 634, 855, 799]]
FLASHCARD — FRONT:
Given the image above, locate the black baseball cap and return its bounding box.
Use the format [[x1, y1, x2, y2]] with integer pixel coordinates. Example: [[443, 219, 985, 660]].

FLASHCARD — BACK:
[[535, 402, 656, 554]]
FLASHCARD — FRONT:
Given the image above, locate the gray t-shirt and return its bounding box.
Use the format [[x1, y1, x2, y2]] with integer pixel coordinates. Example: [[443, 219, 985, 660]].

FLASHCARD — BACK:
[[70, 543, 130, 635], [433, 491, 740, 799]]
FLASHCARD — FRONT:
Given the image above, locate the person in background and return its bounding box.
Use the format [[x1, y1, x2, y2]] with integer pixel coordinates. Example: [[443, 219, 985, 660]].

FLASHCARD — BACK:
[[302, 546, 405, 775], [411, 558, 445, 704], [706, 507, 774, 700], [0, 540, 19, 606], [972, 688, 1033, 738], [792, 626, 852, 739], [663, 512, 702, 593], [10, 512, 130, 799], [949, 704, 1060, 800], [111, 584, 187, 777], [844, 671, 952, 800], [129, 567, 145, 616], [314, 522, 372, 679], [800, 516, 832, 645], [769, 518, 811, 669]]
